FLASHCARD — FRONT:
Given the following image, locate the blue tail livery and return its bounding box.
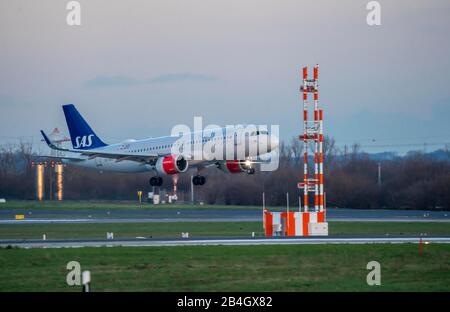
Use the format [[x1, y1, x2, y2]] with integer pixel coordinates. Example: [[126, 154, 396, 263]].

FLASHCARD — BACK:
[[62, 104, 107, 150]]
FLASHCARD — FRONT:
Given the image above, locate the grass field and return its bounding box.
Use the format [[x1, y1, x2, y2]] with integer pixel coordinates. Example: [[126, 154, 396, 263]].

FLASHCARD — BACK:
[[0, 244, 448, 291], [1, 202, 449, 291], [0, 221, 449, 240]]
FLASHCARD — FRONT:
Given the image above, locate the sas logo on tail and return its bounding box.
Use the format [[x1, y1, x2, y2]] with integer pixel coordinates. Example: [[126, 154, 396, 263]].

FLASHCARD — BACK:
[[74, 135, 94, 148]]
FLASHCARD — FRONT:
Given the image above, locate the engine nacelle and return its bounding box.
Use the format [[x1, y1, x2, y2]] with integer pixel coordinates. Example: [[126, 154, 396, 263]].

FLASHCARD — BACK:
[[155, 155, 188, 175], [219, 160, 252, 174]]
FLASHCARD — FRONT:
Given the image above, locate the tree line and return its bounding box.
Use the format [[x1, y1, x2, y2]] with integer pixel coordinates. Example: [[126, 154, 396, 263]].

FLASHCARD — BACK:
[[0, 139, 449, 210]]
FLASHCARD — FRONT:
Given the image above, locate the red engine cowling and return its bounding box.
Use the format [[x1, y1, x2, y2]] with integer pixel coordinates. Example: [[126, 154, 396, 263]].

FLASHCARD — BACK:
[[155, 155, 188, 175], [220, 160, 251, 173]]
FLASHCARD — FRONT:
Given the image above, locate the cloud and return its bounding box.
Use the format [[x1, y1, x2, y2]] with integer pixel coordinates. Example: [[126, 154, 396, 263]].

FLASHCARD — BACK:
[[148, 73, 218, 83], [84, 76, 140, 88], [85, 73, 218, 88]]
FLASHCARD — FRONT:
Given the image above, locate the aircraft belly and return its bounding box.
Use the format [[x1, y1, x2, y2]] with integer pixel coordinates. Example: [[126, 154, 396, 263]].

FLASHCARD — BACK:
[[68, 158, 150, 173]]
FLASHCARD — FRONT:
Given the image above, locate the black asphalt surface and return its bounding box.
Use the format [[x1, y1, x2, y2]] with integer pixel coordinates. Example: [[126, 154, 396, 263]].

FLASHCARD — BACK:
[[0, 207, 448, 224]]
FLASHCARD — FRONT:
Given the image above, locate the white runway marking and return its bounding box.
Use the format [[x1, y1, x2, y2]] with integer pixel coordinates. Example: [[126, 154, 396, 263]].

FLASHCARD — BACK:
[[1, 236, 449, 248]]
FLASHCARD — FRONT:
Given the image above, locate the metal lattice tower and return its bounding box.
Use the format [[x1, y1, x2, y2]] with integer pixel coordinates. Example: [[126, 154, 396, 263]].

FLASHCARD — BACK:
[[298, 65, 324, 212], [48, 128, 70, 157]]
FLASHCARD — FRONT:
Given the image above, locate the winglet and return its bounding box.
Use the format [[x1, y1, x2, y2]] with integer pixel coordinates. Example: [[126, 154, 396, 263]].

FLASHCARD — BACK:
[[40, 130, 52, 146], [40, 130, 69, 152]]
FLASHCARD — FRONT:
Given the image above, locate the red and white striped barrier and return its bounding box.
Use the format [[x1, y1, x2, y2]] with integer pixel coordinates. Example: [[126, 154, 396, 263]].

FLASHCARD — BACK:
[[264, 210, 327, 237]]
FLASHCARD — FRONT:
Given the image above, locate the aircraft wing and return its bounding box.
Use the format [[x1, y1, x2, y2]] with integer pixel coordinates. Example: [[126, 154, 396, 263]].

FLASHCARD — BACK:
[[40, 130, 159, 164], [33, 155, 85, 162]]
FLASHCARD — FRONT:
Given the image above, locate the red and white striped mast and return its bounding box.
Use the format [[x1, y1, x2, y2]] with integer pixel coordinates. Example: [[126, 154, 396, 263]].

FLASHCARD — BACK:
[[298, 64, 324, 213], [302, 67, 309, 212]]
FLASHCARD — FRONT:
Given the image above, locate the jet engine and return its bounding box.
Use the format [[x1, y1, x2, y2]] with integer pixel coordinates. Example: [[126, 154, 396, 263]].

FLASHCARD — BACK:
[[218, 160, 253, 174], [155, 155, 188, 175]]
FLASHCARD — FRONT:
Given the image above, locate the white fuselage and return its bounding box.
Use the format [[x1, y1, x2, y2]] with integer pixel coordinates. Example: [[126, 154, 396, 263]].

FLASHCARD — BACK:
[[62, 126, 277, 173]]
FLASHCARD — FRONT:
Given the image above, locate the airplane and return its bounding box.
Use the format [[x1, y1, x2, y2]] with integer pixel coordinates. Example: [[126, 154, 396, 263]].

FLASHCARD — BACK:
[[40, 104, 279, 186]]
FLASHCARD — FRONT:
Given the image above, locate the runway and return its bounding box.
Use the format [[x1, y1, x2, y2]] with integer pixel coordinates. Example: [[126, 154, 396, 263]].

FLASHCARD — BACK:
[[0, 217, 259, 224], [2, 236, 449, 248], [0, 207, 449, 224], [1, 217, 450, 224]]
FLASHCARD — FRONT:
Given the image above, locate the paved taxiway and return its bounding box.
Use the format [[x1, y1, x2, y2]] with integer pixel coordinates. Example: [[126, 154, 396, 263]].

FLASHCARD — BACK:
[[0, 217, 259, 224], [1, 236, 449, 248], [0, 208, 448, 224], [1, 217, 449, 224]]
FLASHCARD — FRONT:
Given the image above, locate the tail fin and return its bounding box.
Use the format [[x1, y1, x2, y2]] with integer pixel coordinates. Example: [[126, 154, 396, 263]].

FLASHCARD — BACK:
[[62, 104, 107, 150]]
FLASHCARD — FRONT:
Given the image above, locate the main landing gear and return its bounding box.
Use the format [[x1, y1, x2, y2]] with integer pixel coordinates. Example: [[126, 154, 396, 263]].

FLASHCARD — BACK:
[[192, 175, 206, 186], [149, 176, 163, 187], [150, 175, 206, 186]]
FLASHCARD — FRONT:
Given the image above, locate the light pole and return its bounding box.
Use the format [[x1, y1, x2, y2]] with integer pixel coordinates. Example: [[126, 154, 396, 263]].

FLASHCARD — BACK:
[[377, 162, 382, 187], [190, 174, 194, 205]]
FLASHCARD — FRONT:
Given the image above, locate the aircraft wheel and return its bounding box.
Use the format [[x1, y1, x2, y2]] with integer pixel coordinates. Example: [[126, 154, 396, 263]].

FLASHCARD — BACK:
[[150, 176, 163, 186], [193, 175, 206, 186]]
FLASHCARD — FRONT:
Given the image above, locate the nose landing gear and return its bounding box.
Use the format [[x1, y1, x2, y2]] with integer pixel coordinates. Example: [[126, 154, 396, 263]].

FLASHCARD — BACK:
[[149, 176, 163, 186], [246, 168, 255, 175]]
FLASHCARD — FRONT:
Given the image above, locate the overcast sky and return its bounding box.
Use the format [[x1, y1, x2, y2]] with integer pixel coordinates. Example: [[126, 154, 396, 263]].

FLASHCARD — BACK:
[[1, 0, 449, 154]]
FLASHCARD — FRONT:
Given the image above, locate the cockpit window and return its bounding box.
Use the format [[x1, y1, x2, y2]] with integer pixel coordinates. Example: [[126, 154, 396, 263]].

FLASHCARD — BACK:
[[251, 130, 269, 136]]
